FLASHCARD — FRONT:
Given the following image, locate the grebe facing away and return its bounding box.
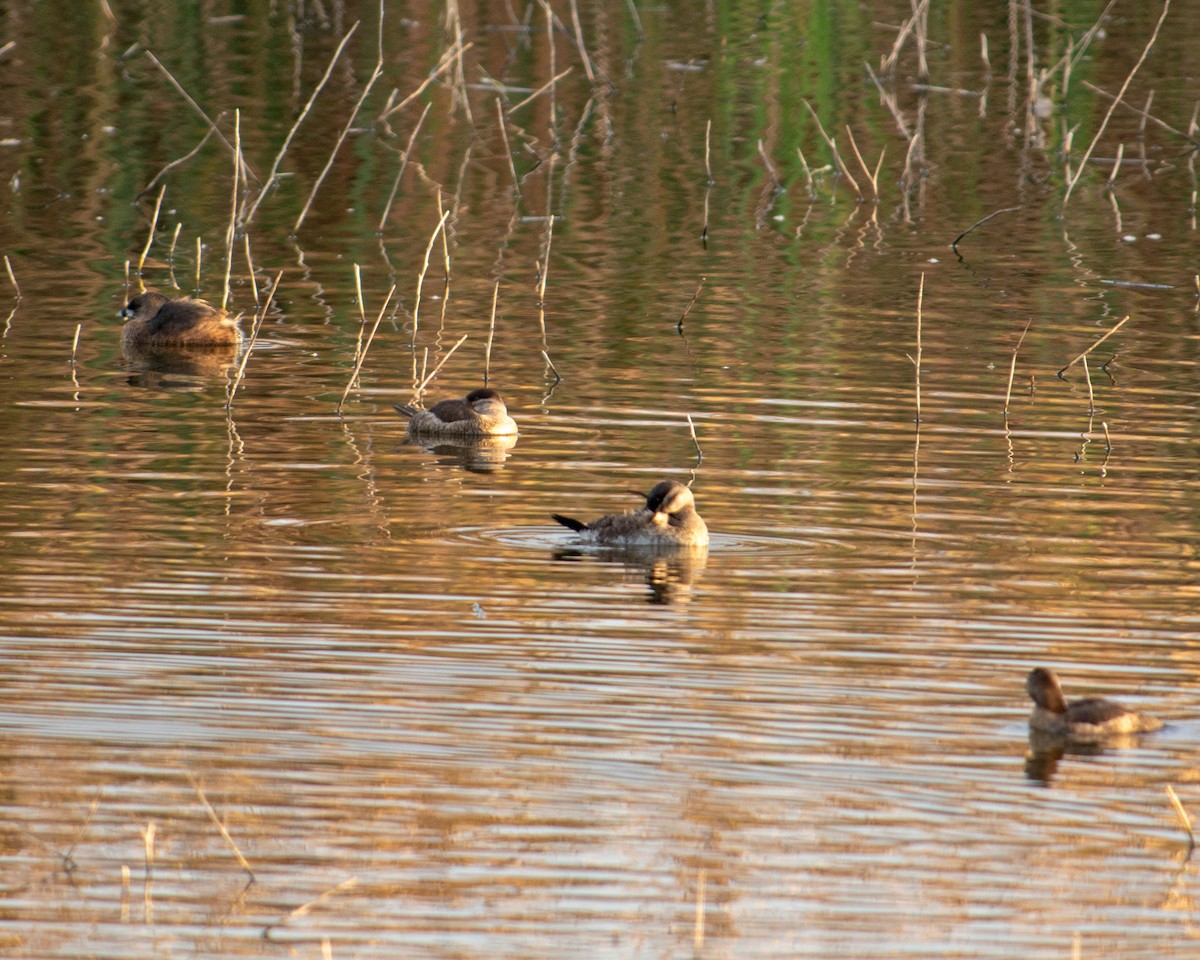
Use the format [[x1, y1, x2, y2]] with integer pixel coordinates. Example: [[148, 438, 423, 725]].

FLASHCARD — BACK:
[[552, 480, 708, 548], [1026, 667, 1162, 741], [119, 292, 243, 349], [394, 389, 518, 439]]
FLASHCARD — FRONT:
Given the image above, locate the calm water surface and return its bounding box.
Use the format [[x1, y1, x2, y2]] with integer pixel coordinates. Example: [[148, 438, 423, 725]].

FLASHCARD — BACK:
[[2, 1, 1200, 957]]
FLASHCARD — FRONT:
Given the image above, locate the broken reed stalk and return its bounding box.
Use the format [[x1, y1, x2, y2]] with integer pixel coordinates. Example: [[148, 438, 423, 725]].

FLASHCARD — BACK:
[[222, 110, 240, 311], [378, 102, 432, 231], [1082, 354, 1096, 414], [169, 223, 182, 261], [950, 206, 1021, 255], [4, 254, 20, 298], [1057, 314, 1131, 377], [757, 139, 782, 192], [353, 263, 366, 362], [538, 216, 554, 305], [704, 119, 713, 184], [1061, 0, 1171, 209], [1166, 785, 1195, 851], [540, 348, 562, 383], [245, 21, 359, 224], [677, 277, 706, 333], [70, 324, 82, 364], [980, 32, 991, 74], [293, 44, 386, 235], [566, 0, 595, 84], [507, 66, 574, 114], [145, 51, 254, 184], [495, 98, 519, 193], [137, 126, 217, 201], [243, 234, 259, 305], [411, 210, 451, 345], [337, 284, 397, 413], [686, 414, 703, 465], [844, 126, 881, 196], [913, 273, 924, 423], [381, 40, 473, 120], [1003, 318, 1032, 416], [436, 193, 452, 283], [137, 184, 166, 273], [542, 1, 557, 130], [188, 775, 255, 882], [694, 867, 706, 950], [410, 334, 468, 402], [195, 236, 202, 293], [1082, 80, 1194, 143], [484, 280, 499, 385], [801, 100, 862, 196], [1102, 420, 1112, 453], [227, 271, 282, 410], [623, 0, 645, 39]]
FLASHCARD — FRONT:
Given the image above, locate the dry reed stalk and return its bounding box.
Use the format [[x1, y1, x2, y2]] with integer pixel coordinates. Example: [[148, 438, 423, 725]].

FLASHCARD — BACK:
[[1062, 0, 1171, 209], [378, 102, 432, 231], [1057, 314, 1131, 377], [1082, 355, 1095, 414], [337, 284, 397, 413], [677, 277, 706, 333], [140, 821, 155, 922], [538, 216, 554, 305], [409, 334, 469, 403], [194, 237, 202, 292], [795, 147, 816, 196], [245, 22, 359, 224], [3, 254, 19, 298], [801, 100, 861, 196], [686, 414, 703, 464], [495, 98, 519, 193], [411, 210, 451, 345], [540, 348, 562, 383], [380, 40, 472, 120], [70, 324, 81, 365], [704, 119, 713, 184], [1166, 785, 1195, 850], [949, 206, 1021, 256], [485, 280, 499, 385], [169, 223, 182, 261], [1003, 318, 1032, 416], [243, 234, 259, 305], [137, 126, 217, 201], [271, 877, 359, 930], [436, 192, 452, 282], [844, 126, 882, 196], [353, 263, 366, 362], [1101, 420, 1112, 453], [137, 185, 166, 273], [508, 66, 574, 115], [222, 110, 240, 311], [188, 775, 255, 882], [880, 0, 930, 76], [1081, 80, 1191, 143], [542, 1, 557, 130], [757, 139, 782, 192], [567, 0, 595, 84], [228, 271, 283, 409], [293, 14, 387, 235], [623, 0, 645, 39], [980, 32, 991, 74], [694, 867, 706, 950], [145, 51, 254, 184], [909, 273, 924, 423]]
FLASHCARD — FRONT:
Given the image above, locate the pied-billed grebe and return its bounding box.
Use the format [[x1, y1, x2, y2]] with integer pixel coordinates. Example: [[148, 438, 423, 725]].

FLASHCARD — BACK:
[[394, 389, 518, 438], [119, 292, 243, 349], [553, 480, 709, 548], [1026, 667, 1162, 741]]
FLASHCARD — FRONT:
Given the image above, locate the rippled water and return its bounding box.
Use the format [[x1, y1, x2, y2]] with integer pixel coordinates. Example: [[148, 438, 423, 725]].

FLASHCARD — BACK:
[[3, 1, 1200, 957]]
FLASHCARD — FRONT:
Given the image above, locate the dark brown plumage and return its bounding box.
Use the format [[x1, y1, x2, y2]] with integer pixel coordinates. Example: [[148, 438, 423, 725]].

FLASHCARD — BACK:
[[1026, 667, 1162, 740], [552, 480, 708, 548], [394, 389, 518, 437], [119, 292, 243, 349]]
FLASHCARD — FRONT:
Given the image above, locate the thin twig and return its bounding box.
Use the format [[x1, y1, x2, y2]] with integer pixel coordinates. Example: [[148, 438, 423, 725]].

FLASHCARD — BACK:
[[353, 263, 366, 363], [1057, 315, 1132, 377], [677, 277, 706, 333], [686, 414, 703, 465], [485, 280, 499, 386], [950, 206, 1021, 255], [137, 185, 166, 273], [222, 110, 240, 311], [507, 66, 573, 114], [410, 334, 469, 403], [540, 349, 562, 383], [227, 272, 282, 409], [1062, 0, 1171, 209], [1167, 785, 1195, 852], [337, 285, 397, 413], [136, 126, 217, 201], [1101, 420, 1112, 453], [378, 102, 432, 232], [1003, 318, 1032, 416], [912, 273, 924, 423], [496, 97, 519, 193], [245, 22, 359, 223], [188, 775, 255, 882], [704, 119, 713, 184], [567, 0, 595, 84], [70, 324, 82, 365], [4, 255, 20, 298], [411, 210, 451, 345], [380, 40, 473, 120], [1082, 354, 1095, 414], [801, 100, 862, 196]]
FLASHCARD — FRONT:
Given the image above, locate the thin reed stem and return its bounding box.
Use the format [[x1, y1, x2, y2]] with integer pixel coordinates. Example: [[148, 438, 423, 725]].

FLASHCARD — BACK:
[[677, 277, 706, 333], [222, 110, 240, 311], [485, 280, 499, 385], [137, 185, 166, 273], [137, 126, 217, 202], [70, 324, 82, 364], [496, 98, 519, 193], [540, 349, 562, 383], [4, 255, 20, 298], [1057, 315, 1131, 377], [410, 334, 468, 402], [412, 210, 451, 346], [1167, 785, 1195, 851], [1082, 354, 1095, 414], [194, 236, 202, 293], [227, 271, 282, 410], [686, 414, 703, 465], [507, 66, 573, 114], [1003, 318, 1032, 416], [913, 273, 924, 423], [378, 102, 431, 231], [188, 775, 255, 882], [243, 234, 259, 305], [337, 284, 397, 413], [567, 0, 595, 84], [950, 206, 1021, 255], [802, 100, 862, 196]]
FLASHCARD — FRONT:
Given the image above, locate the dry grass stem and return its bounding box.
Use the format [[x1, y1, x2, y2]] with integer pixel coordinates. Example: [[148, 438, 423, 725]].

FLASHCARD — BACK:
[[686, 414, 703, 465], [222, 110, 240, 311], [1081, 80, 1192, 143], [694, 867, 706, 950], [71, 324, 82, 364], [228, 272, 282, 410], [276, 877, 359, 927], [540, 348, 562, 384], [189, 775, 255, 882], [1167, 785, 1195, 850], [757, 139, 782, 192], [243, 234, 259, 305], [909, 272, 924, 424], [567, 0, 595, 84], [880, 0, 930, 77], [704, 119, 713, 184], [145, 51, 254, 184], [1102, 420, 1112, 453], [246, 22, 359, 223], [677, 277, 706, 333], [137, 126, 217, 201], [353, 264, 366, 362], [410, 334, 469, 403], [137, 184, 166, 273], [4, 255, 20, 298], [508, 66, 574, 115], [169, 223, 182, 261], [381, 40, 473, 120], [802, 100, 861, 196], [844, 126, 882, 196], [194, 236, 202, 293], [436, 193, 452, 282], [624, 0, 645, 39], [1062, 0, 1171, 209], [485, 280, 499, 385], [1058, 314, 1131, 377], [495, 98, 519, 193], [538, 216, 554, 304], [980, 32, 991, 73], [338, 284, 397, 413], [293, 35, 386, 235], [1003, 318, 1032, 415], [1082, 355, 1095, 414], [412, 210, 451, 345], [379, 102, 432, 231], [950, 206, 1021, 255]]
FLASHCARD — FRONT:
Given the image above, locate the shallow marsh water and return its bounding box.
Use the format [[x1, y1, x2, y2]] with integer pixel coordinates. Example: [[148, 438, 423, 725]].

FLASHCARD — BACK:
[[2, 1, 1200, 957]]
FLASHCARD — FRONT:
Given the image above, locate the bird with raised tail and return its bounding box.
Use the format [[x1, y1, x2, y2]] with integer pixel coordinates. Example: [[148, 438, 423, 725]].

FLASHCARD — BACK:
[[553, 480, 708, 548]]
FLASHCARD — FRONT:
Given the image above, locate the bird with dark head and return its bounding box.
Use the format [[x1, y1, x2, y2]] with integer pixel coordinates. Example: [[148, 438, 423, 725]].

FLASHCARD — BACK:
[[552, 480, 708, 548], [118, 292, 243, 349], [1025, 667, 1162, 741], [394, 388, 518, 438]]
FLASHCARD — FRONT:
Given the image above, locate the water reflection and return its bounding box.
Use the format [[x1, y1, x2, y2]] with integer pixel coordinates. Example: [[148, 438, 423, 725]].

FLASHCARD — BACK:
[[121, 342, 239, 388], [404, 433, 518, 472], [551, 544, 708, 605]]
